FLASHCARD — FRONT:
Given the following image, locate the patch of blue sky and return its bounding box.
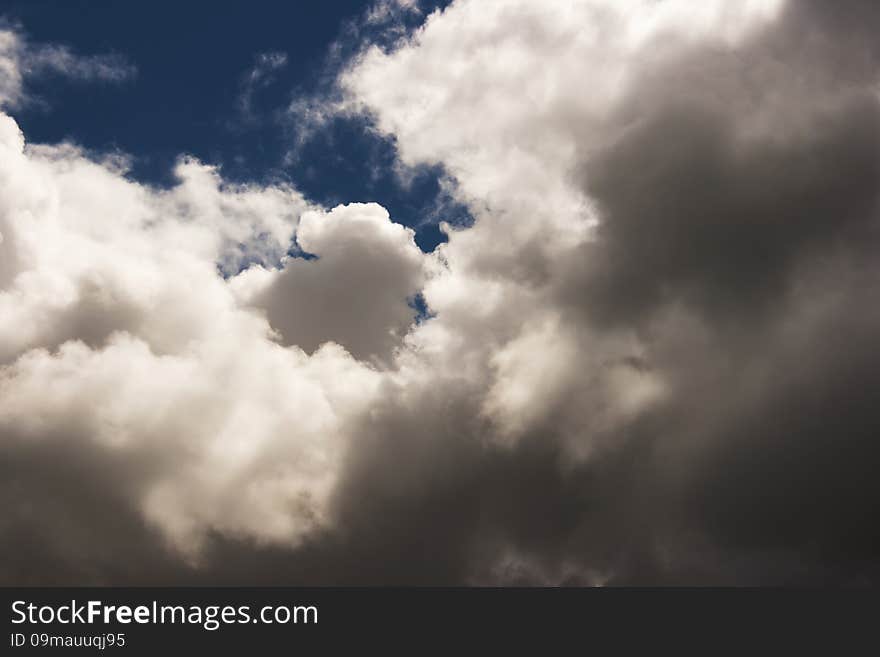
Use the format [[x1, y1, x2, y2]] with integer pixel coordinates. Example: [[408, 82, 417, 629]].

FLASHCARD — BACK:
[[2, 0, 469, 256]]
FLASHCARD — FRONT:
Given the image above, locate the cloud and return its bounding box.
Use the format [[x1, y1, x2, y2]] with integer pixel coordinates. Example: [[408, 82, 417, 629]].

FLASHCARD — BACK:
[[325, 0, 880, 584], [233, 203, 426, 364], [0, 107, 395, 578], [0, 24, 135, 108], [5, 0, 880, 585], [236, 51, 288, 122], [365, 0, 422, 28], [280, 0, 441, 162]]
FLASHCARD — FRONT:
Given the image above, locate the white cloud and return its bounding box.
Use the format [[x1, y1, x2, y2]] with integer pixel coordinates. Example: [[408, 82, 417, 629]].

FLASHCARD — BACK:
[[237, 51, 288, 121], [344, 0, 784, 216], [0, 26, 135, 108], [0, 109, 394, 557]]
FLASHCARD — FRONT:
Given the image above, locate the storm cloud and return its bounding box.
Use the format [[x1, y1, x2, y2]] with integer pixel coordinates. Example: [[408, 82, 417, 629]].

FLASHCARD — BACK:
[[2, 0, 880, 585]]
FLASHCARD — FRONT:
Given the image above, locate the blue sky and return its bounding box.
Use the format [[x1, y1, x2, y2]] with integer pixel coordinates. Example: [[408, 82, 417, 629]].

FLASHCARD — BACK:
[[1, 0, 465, 250]]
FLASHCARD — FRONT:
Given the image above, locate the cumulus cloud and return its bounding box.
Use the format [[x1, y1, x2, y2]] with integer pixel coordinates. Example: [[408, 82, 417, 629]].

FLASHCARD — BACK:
[[5, 0, 880, 585], [326, 0, 880, 584], [0, 103, 392, 579], [233, 203, 426, 364]]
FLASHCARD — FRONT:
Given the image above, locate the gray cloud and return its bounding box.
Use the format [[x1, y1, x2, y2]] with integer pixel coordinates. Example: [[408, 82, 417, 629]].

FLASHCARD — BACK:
[[323, 0, 880, 584], [238, 203, 426, 364]]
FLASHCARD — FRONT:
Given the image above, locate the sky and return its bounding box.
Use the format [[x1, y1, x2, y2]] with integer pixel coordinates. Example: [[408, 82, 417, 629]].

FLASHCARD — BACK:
[[1, 0, 880, 586], [0, 0, 464, 250]]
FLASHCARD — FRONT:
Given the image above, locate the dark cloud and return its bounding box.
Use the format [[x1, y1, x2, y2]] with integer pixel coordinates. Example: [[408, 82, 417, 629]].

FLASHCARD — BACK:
[[273, 0, 880, 585], [0, 428, 188, 585], [566, 95, 880, 328], [546, 1, 880, 582]]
